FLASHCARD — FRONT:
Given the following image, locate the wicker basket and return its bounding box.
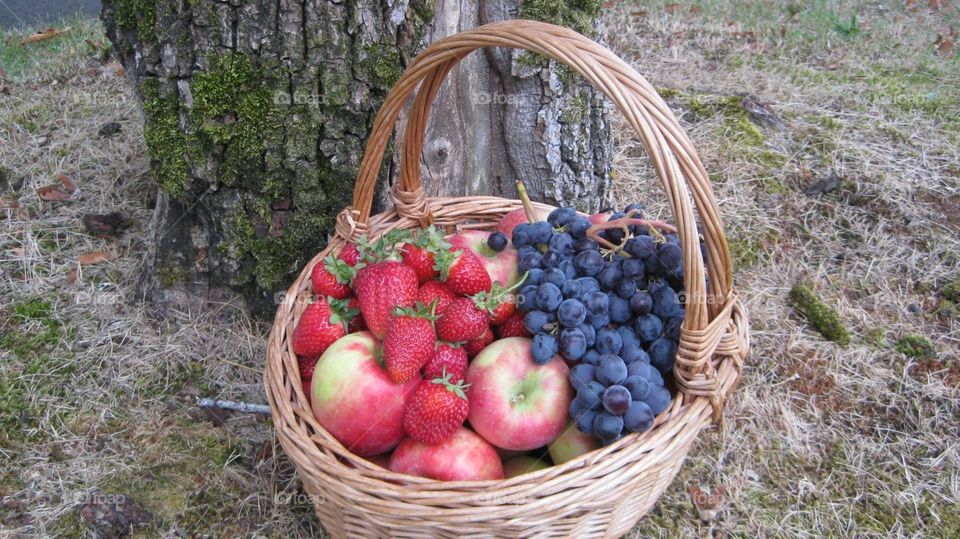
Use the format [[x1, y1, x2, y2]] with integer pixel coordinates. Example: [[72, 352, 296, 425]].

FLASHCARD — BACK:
[[264, 19, 749, 538]]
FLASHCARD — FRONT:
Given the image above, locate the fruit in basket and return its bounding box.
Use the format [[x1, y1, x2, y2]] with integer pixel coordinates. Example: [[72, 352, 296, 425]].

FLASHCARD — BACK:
[[495, 207, 552, 237], [310, 256, 356, 299], [417, 280, 457, 314], [436, 247, 492, 296], [310, 332, 418, 456], [403, 371, 470, 444], [400, 228, 449, 284], [502, 456, 551, 477], [423, 343, 468, 381], [435, 297, 489, 342], [293, 297, 356, 360], [547, 421, 601, 465], [447, 230, 520, 287], [388, 427, 503, 481], [354, 260, 418, 339], [502, 200, 703, 441], [338, 243, 362, 266], [383, 304, 438, 383], [463, 326, 494, 358], [466, 337, 572, 451]]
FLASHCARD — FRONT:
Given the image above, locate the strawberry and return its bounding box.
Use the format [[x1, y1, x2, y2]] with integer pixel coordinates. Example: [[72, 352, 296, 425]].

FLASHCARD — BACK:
[[496, 312, 530, 338], [298, 356, 319, 382], [400, 227, 450, 284], [400, 243, 437, 284], [435, 297, 489, 342], [338, 243, 362, 266], [354, 261, 418, 339], [417, 281, 457, 314], [311, 255, 357, 299], [346, 297, 366, 333], [435, 248, 492, 296], [423, 343, 468, 381], [464, 326, 494, 358], [479, 282, 517, 325], [293, 297, 355, 360], [403, 372, 469, 445], [383, 304, 438, 383], [302, 381, 312, 404]]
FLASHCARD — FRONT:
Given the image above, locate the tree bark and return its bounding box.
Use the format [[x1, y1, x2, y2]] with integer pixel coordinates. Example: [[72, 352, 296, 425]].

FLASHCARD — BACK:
[[101, 0, 611, 315]]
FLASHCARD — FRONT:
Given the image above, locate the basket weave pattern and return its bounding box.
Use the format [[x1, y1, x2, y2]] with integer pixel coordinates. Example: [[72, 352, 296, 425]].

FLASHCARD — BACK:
[[264, 20, 749, 538]]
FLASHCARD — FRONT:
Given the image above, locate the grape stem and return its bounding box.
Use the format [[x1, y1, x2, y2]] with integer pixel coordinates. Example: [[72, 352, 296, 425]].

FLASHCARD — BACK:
[[586, 214, 677, 254], [515, 180, 538, 224]]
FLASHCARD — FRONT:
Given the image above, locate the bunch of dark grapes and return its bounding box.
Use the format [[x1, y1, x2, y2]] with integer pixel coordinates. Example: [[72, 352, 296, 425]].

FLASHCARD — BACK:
[[501, 204, 704, 443]]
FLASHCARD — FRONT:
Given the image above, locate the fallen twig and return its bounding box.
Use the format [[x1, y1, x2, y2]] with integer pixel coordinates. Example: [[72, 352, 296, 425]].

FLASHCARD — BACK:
[[197, 398, 271, 414]]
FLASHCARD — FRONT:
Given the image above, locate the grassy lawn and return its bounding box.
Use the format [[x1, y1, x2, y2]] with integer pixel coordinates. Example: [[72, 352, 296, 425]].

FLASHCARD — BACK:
[[1, 2, 958, 537]]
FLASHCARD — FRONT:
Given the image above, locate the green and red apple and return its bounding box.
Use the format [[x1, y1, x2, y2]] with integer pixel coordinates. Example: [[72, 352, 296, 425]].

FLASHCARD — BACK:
[[310, 332, 418, 456], [388, 428, 504, 481], [547, 421, 601, 465], [466, 337, 573, 451], [502, 456, 551, 478]]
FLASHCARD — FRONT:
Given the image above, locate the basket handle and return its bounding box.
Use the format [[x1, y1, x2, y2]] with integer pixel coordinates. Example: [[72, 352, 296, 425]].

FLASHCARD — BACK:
[[345, 20, 738, 413]]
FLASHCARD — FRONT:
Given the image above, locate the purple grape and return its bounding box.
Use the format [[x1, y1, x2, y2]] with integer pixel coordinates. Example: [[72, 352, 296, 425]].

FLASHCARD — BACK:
[[559, 327, 587, 361], [601, 385, 631, 415], [623, 401, 655, 433], [592, 412, 624, 440], [596, 354, 628, 385], [622, 375, 651, 401], [570, 363, 596, 391]]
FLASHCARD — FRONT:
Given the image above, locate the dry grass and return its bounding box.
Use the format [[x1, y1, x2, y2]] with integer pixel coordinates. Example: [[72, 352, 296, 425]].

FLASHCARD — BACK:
[[1, 3, 959, 537]]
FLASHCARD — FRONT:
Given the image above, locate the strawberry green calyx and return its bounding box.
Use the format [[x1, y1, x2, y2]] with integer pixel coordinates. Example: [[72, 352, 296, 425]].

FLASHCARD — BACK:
[[323, 255, 361, 284], [411, 225, 451, 254], [392, 301, 441, 322], [431, 248, 458, 280], [431, 369, 470, 400], [327, 297, 359, 328], [357, 229, 412, 264], [470, 277, 525, 315]]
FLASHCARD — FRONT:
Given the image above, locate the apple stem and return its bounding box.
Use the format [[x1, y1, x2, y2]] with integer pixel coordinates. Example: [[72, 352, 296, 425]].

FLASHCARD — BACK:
[[515, 180, 537, 224]]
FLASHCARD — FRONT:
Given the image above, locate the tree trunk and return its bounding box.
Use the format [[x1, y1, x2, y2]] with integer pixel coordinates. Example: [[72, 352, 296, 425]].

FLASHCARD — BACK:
[[101, 0, 611, 315]]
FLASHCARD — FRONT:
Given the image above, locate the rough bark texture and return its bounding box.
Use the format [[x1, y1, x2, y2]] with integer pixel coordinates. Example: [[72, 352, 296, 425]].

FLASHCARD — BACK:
[[101, 0, 610, 315]]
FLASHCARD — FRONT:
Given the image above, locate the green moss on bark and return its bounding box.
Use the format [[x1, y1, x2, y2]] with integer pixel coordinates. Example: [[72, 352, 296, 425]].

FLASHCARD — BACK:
[[114, 0, 157, 41], [789, 282, 851, 346], [516, 0, 602, 82], [141, 79, 189, 197], [190, 53, 283, 187]]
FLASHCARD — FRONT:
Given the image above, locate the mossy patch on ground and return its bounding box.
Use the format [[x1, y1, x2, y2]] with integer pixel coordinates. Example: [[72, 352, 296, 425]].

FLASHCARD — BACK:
[[789, 282, 851, 346], [894, 334, 937, 359]]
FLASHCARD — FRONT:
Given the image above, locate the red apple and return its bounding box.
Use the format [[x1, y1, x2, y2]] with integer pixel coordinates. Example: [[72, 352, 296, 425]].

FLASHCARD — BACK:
[[547, 421, 601, 465], [388, 428, 504, 481], [310, 332, 418, 456], [495, 207, 553, 237], [446, 230, 520, 287], [466, 337, 573, 451], [365, 453, 391, 469], [502, 456, 551, 478]]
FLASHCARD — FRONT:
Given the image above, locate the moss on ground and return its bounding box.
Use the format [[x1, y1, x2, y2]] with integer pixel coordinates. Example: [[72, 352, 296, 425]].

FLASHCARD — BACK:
[[789, 283, 851, 346], [936, 279, 960, 317], [0, 299, 76, 444], [895, 334, 937, 359]]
